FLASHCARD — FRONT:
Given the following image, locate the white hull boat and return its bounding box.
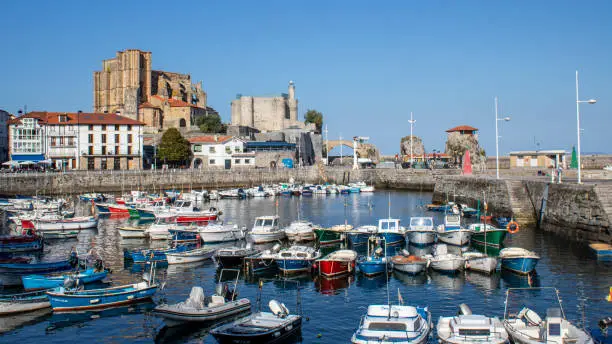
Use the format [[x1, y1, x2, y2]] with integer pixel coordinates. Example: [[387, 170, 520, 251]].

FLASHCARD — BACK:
[[118, 226, 147, 238], [407, 217, 437, 246], [437, 304, 509, 344], [284, 221, 317, 242], [426, 245, 465, 273], [197, 224, 246, 243], [352, 304, 432, 344], [166, 247, 216, 264], [23, 216, 98, 231], [249, 231, 286, 244], [437, 230, 472, 246], [392, 254, 428, 274], [463, 252, 498, 274], [248, 215, 285, 244]]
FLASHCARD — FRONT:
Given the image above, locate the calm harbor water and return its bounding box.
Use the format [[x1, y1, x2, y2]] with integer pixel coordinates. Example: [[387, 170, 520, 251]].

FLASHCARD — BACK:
[[1, 190, 610, 343]]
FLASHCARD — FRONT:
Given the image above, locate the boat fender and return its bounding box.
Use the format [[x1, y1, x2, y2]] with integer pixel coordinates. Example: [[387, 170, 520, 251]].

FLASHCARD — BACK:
[[518, 307, 542, 326], [401, 249, 410, 257], [600, 317, 612, 331], [507, 221, 520, 234]]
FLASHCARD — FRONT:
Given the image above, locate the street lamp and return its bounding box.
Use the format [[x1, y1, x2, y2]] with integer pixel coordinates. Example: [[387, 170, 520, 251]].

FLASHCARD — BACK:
[[408, 112, 416, 166], [575, 70, 597, 184], [494, 97, 511, 179]]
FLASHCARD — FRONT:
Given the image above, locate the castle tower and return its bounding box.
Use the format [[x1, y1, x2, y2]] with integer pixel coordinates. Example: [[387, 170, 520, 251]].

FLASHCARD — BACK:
[[288, 81, 298, 122]]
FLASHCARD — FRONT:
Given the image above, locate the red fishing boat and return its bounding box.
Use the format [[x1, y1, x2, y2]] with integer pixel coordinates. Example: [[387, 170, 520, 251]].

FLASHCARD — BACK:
[[316, 250, 358, 277], [107, 204, 130, 214]]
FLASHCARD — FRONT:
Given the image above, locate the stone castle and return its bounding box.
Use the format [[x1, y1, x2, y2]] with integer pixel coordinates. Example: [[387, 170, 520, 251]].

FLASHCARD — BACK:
[[230, 81, 313, 132], [93, 49, 210, 132]]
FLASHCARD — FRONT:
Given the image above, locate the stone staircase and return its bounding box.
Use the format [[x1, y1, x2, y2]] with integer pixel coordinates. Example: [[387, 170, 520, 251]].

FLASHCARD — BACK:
[[594, 184, 612, 225], [505, 180, 536, 225]]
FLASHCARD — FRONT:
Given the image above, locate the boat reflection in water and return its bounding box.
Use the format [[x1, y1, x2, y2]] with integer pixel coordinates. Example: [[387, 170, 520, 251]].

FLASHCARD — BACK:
[[445, 244, 470, 256], [472, 241, 504, 257], [465, 270, 501, 291], [46, 301, 155, 332], [429, 270, 465, 290], [500, 269, 540, 288], [315, 275, 354, 295], [355, 273, 390, 290], [406, 243, 434, 257], [165, 260, 209, 276], [393, 270, 428, 286], [0, 308, 52, 334], [155, 310, 251, 344]]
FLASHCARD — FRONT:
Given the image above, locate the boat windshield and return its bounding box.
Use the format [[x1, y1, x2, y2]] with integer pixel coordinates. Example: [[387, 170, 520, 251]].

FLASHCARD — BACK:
[[380, 221, 398, 230], [255, 219, 275, 227], [367, 322, 407, 331], [446, 215, 460, 223], [411, 218, 433, 226]]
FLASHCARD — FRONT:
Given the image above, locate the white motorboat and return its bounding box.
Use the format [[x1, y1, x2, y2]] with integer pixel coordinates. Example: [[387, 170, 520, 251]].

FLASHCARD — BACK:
[[247, 216, 285, 243], [154, 269, 250, 327], [425, 244, 465, 273], [352, 304, 432, 344], [391, 250, 428, 275], [145, 214, 177, 240], [21, 216, 98, 231], [166, 247, 216, 264], [436, 213, 471, 246], [197, 223, 247, 243], [407, 217, 436, 246], [283, 220, 317, 242], [437, 303, 509, 344], [463, 252, 498, 274], [503, 287, 593, 344], [376, 218, 407, 245]]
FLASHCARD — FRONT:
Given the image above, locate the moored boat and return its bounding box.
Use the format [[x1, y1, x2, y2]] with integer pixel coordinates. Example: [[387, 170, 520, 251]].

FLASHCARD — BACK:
[[283, 220, 317, 242], [499, 247, 540, 275], [22, 267, 109, 291], [273, 246, 321, 274], [316, 249, 358, 277], [376, 218, 406, 245], [468, 223, 508, 248], [406, 217, 436, 246], [0, 234, 43, 253], [391, 251, 427, 275], [425, 244, 465, 273], [0, 290, 50, 315], [436, 213, 471, 246], [463, 251, 498, 274], [437, 303, 509, 344], [118, 226, 147, 238], [197, 223, 247, 243], [244, 244, 281, 274], [346, 225, 377, 246], [314, 224, 352, 245], [166, 246, 216, 264], [352, 304, 432, 344], [21, 216, 98, 231], [247, 216, 285, 244], [215, 246, 260, 267]]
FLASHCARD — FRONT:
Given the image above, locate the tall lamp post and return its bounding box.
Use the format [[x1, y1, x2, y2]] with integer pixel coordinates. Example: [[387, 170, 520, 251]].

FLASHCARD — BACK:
[[323, 125, 329, 165], [408, 112, 416, 166], [494, 97, 511, 179], [575, 70, 597, 184]]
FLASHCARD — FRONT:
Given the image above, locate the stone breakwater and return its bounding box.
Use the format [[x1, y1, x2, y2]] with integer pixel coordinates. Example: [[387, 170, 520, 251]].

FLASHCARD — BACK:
[[0, 168, 610, 244]]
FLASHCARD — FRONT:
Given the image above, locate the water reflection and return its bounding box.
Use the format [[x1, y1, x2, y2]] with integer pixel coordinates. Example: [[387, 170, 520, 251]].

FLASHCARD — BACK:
[[500, 269, 541, 288], [315, 275, 354, 295], [0, 308, 52, 334], [393, 271, 428, 286], [46, 301, 155, 332], [465, 271, 501, 291], [430, 271, 465, 290]]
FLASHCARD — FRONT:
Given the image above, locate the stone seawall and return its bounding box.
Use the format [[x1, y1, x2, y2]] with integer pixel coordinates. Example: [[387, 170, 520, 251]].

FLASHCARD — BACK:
[[0, 168, 449, 196]]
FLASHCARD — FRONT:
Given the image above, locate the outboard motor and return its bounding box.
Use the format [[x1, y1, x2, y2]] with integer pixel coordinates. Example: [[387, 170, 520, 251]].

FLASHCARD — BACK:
[[63, 276, 76, 289], [458, 303, 472, 316], [215, 283, 224, 297], [272, 243, 282, 253], [599, 317, 612, 335], [401, 249, 410, 257], [94, 259, 104, 272]]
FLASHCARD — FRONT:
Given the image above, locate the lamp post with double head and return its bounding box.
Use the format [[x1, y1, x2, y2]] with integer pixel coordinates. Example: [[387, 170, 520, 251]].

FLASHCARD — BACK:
[[575, 70, 597, 184], [494, 97, 511, 179], [408, 112, 416, 167]]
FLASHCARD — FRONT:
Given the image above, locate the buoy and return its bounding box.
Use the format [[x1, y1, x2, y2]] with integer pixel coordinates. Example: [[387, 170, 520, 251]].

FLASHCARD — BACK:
[[507, 221, 520, 234], [607, 287, 611, 302]]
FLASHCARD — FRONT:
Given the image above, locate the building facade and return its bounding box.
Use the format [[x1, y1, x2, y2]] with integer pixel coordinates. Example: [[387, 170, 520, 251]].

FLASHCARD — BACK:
[[8, 112, 144, 170], [230, 81, 313, 132], [189, 135, 255, 169], [0, 110, 11, 163], [509, 150, 566, 169], [93, 49, 207, 133]]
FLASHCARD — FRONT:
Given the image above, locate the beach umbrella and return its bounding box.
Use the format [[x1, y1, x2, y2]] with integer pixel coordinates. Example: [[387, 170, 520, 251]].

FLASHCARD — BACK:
[[1, 161, 19, 166], [38, 159, 53, 165], [19, 161, 36, 165]]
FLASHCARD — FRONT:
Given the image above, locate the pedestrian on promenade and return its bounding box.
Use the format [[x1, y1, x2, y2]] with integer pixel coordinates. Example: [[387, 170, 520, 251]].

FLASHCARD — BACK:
[[557, 165, 563, 184]]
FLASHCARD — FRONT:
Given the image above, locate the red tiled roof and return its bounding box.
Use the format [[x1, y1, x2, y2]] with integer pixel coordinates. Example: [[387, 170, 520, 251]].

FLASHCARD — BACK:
[[8, 112, 144, 126], [188, 135, 234, 144], [151, 95, 200, 108], [446, 125, 478, 133], [139, 102, 160, 109]]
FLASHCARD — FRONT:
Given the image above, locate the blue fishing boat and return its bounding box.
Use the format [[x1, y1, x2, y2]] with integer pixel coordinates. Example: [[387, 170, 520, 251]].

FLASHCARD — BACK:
[[0, 289, 51, 315], [0, 235, 44, 253], [0, 253, 78, 286], [358, 237, 390, 276], [94, 203, 110, 214], [168, 228, 199, 244], [376, 218, 406, 245], [346, 225, 377, 247], [273, 246, 321, 274], [46, 272, 158, 312], [499, 247, 540, 274], [22, 268, 109, 290], [79, 193, 104, 202]]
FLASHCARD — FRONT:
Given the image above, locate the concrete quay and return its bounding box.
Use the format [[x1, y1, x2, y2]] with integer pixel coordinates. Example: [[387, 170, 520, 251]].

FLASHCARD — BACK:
[[0, 168, 610, 244]]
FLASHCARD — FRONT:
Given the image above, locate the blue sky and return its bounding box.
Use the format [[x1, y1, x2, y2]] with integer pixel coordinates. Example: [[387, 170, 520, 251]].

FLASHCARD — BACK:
[[1, 1, 610, 155]]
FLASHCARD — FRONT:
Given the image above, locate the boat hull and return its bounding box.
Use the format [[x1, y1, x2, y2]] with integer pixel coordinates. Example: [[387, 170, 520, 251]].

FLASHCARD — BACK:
[[275, 258, 314, 274], [47, 285, 158, 311], [285, 232, 315, 242], [118, 227, 146, 238], [347, 233, 370, 246], [166, 249, 215, 264], [211, 313, 302, 344], [358, 261, 388, 276], [500, 257, 539, 275], [437, 230, 471, 246], [430, 259, 465, 273], [471, 229, 508, 247], [464, 257, 498, 274], [0, 237, 43, 253], [407, 231, 436, 246], [394, 262, 427, 274], [244, 257, 276, 273], [314, 229, 343, 245], [377, 232, 405, 245], [155, 298, 251, 327], [248, 232, 285, 244], [22, 270, 108, 290], [199, 229, 246, 243], [318, 260, 355, 277], [22, 217, 98, 231]]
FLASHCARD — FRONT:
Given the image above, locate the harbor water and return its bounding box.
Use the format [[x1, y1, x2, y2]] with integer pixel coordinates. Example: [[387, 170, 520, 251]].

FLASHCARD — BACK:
[[1, 190, 610, 343]]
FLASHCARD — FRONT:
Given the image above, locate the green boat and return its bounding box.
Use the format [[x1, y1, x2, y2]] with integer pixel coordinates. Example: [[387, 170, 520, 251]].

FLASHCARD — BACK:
[[127, 208, 140, 218], [314, 224, 352, 245], [468, 223, 507, 248]]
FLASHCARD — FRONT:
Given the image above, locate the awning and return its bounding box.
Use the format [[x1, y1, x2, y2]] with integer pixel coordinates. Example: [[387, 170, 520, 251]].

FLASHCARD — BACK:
[[37, 159, 53, 165], [19, 161, 36, 165], [10, 154, 45, 162], [1, 161, 19, 166]]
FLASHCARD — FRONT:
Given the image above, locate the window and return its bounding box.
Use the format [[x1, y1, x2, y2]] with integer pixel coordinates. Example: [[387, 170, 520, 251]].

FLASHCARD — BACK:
[[179, 118, 186, 127], [101, 125, 106, 130], [101, 134, 106, 143], [127, 146, 132, 155], [88, 134, 93, 144], [51, 137, 56, 146], [115, 134, 120, 143], [87, 158, 95, 170], [59, 137, 64, 145], [101, 159, 107, 170], [127, 125, 132, 131], [209, 147, 215, 153], [234, 146, 241, 152], [102, 146, 107, 155], [88, 125, 93, 130], [88, 146, 93, 155], [115, 146, 119, 155], [209, 159, 215, 165], [244, 159, 250, 164], [127, 134, 132, 143], [113, 158, 121, 170], [193, 144, 202, 152], [225, 146, 231, 154], [115, 125, 120, 131], [235, 159, 240, 164]]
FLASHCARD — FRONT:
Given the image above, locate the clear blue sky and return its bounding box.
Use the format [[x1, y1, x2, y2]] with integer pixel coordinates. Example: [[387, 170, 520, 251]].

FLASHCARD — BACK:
[[1, 0, 610, 155]]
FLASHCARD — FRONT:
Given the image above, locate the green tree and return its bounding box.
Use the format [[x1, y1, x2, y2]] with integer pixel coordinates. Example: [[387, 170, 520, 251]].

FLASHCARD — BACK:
[[157, 128, 191, 167], [304, 109, 323, 133], [197, 114, 226, 133]]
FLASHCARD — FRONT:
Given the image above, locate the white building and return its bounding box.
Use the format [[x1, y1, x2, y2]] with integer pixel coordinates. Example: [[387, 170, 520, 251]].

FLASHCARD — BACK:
[[0, 110, 9, 163], [8, 111, 144, 170], [189, 135, 255, 169]]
